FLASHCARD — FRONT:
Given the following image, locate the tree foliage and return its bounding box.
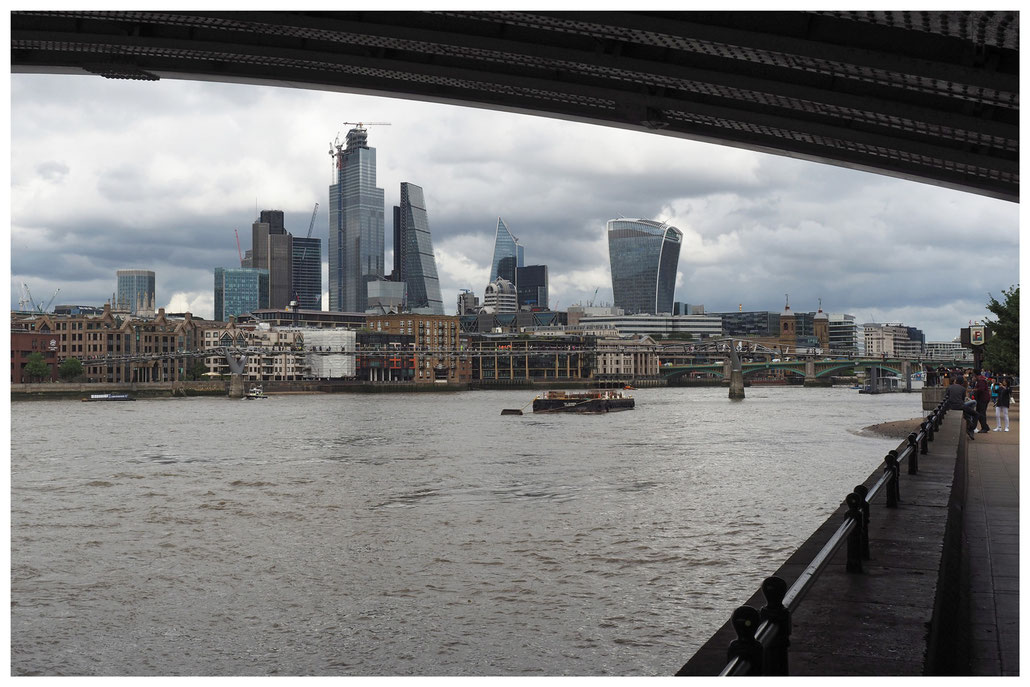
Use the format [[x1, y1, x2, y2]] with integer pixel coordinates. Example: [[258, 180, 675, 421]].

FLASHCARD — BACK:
[[983, 285, 1018, 374], [58, 357, 84, 381], [185, 359, 209, 381], [24, 352, 50, 381]]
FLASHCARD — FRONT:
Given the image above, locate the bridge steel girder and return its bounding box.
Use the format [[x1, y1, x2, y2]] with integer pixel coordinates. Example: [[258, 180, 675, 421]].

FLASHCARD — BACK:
[[11, 10, 1019, 201]]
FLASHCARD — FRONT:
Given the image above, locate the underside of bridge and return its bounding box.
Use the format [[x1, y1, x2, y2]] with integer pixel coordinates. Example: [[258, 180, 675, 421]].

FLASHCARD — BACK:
[[11, 10, 1019, 201]]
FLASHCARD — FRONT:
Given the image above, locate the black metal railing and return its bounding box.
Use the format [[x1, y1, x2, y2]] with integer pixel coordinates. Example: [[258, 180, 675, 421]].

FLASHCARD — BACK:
[[716, 399, 950, 676]]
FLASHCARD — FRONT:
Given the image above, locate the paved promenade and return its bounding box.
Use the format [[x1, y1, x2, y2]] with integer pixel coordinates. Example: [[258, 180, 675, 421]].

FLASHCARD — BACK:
[[964, 407, 1019, 675], [678, 403, 1019, 676]]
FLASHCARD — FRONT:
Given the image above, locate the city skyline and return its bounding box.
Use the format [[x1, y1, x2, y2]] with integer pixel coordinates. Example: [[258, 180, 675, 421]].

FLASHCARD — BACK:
[[9, 74, 1020, 342]]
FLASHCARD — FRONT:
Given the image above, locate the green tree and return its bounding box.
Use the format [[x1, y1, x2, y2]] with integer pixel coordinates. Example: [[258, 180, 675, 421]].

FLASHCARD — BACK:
[[983, 285, 1018, 374], [24, 352, 50, 381], [58, 357, 84, 381], [185, 359, 209, 381]]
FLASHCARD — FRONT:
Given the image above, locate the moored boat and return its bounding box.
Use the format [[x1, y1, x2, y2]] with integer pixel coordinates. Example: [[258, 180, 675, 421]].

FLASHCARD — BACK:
[[82, 393, 135, 402], [532, 389, 634, 413], [244, 386, 269, 399]]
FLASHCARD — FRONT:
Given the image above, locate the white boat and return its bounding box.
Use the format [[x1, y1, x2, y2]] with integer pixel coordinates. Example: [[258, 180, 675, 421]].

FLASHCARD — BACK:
[[244, 386, 268, 399]]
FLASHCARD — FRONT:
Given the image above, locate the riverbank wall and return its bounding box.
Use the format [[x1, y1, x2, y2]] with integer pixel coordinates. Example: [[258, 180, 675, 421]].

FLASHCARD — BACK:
[[11, 376, 668, 400], [677, 411, 966, 675]]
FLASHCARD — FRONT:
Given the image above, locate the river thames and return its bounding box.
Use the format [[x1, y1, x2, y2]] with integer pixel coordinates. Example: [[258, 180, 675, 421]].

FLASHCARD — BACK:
[[11, 386, 924, 676]]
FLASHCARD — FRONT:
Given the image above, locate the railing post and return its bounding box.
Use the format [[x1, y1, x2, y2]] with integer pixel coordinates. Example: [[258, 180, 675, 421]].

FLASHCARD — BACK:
[[760, 576, 791, 675], [846, 491, 864, 573], [727, 606, 763, 675], [923, 417, 934, 446], [885, 451, 900, 508], [907, 433, 919, 474], [933, 403, 945, 431], [853, 484, 870, 560]]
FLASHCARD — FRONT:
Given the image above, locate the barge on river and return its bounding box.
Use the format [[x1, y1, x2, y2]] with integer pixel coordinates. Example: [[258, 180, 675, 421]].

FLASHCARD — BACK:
[[82, 393, 135, 402], [532, 389, 634, 413]]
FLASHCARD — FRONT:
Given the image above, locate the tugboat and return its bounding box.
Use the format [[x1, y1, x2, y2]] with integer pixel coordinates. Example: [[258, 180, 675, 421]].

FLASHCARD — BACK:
[[244, 386, 269, 399], [531, 389, 634, 413]]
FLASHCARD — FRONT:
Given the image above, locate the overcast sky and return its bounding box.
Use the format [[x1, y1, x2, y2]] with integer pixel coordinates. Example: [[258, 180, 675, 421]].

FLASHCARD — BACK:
[[9, 72, 1020, 342]]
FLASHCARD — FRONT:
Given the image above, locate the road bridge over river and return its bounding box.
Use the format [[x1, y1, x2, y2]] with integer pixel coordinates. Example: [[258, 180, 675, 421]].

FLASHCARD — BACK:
[[11, 10, 1018, 201], [660, 357, 926, 387]]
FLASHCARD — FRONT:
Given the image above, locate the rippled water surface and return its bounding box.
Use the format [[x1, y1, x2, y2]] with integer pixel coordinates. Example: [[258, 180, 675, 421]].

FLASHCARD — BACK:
[[11, 386, 923, 676]]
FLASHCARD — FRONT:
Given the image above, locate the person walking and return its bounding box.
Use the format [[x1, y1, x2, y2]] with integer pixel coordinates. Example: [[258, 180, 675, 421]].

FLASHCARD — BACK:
[[946, 375, 979, 440], [993, 377, 1012, 432], [973, 369, 992, 432]]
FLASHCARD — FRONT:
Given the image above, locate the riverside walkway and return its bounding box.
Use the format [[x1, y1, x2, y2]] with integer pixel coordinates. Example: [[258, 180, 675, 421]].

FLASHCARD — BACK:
[[678, 405, 1019, 676]]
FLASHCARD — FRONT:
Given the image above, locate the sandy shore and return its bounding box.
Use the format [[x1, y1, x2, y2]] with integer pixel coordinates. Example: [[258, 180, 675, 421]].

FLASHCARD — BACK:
[[860, 417, 928, 439]]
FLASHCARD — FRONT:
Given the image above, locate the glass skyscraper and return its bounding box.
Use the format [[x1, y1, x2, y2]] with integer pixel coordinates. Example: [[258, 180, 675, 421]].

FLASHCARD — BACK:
[[516, 264, 548, 309], [489, 217, 523, 284], [607, 219, 682, 315], [291, 237, 322, 310], [214, 267, 269, 322], [395, 182, 443, 314], [329, 127, 385, 312], [116, 269, 155, 314]]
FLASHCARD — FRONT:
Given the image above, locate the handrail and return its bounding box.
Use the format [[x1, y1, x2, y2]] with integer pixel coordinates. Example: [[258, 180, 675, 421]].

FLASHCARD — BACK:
[[714, 398, 950, 676]]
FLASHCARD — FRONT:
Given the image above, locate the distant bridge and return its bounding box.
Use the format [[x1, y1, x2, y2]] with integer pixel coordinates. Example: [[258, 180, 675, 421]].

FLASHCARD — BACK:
[[659, 357, 930, 385]]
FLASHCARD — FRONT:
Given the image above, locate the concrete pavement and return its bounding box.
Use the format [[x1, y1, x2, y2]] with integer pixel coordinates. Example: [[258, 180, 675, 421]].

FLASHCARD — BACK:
[[963, 406, 1019, 675]]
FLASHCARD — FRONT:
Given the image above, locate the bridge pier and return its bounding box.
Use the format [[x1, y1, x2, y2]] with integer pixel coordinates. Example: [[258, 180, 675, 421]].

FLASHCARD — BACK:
[[727, 355, 745, 400], [228, 373, 245, 398]]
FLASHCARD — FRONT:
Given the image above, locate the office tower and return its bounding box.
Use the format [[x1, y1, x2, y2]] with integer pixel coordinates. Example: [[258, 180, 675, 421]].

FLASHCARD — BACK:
[[251, 210, 293, 310], [329, 126, 385, 312], [291, 236, 322, 310], [483, 277, 518, 313], [116, 269, 156, 315], [393, 182, 444, 314], [516, 265, 548, 309], [214, 267, 269, 322], [489, 217, 521, 284], [457, 289, 480, 315], [607, 218, 682, 315]]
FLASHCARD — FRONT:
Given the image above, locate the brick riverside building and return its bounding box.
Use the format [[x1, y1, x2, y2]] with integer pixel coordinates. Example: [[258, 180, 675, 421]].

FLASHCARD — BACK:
[[10, 330, 60, 383], [365, 313, 470, 383], [17, 304, 201, 383]]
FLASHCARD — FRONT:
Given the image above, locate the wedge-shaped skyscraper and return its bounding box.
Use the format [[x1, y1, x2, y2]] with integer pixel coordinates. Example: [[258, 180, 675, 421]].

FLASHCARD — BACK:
[[488, 217, 523, 285], [393, 182, 443, 314], [607, 218, 682, 315]]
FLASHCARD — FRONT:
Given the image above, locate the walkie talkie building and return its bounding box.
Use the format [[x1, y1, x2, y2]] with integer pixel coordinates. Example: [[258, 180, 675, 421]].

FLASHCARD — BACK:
[[607, 219, 682, 315]]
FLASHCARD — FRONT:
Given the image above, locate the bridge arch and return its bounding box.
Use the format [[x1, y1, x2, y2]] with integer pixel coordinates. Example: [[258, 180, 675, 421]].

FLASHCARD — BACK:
[[11, 10, 1019, 201]]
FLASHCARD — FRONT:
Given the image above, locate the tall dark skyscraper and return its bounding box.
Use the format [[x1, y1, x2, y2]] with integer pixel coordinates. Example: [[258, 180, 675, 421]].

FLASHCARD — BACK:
[[291, 236, 322, 310], [329, 126, 385, 312], [607, 218, 682, 315], [393, 182, 443, 314], [251, 210, 292, 310], [516, 265, 548, 309]]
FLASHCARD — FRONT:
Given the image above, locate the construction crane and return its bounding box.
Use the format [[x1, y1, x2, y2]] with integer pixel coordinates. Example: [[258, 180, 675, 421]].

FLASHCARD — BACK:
[[298, 202, 320, 264], [588, 287, 599, 307], [21, 283, 59, 312], [17, 283, 32, 310], [306, 202, 319, 239], [234, 229, 244, 266], [329, 123, 391, 172], [342, 121, 391, 129]]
